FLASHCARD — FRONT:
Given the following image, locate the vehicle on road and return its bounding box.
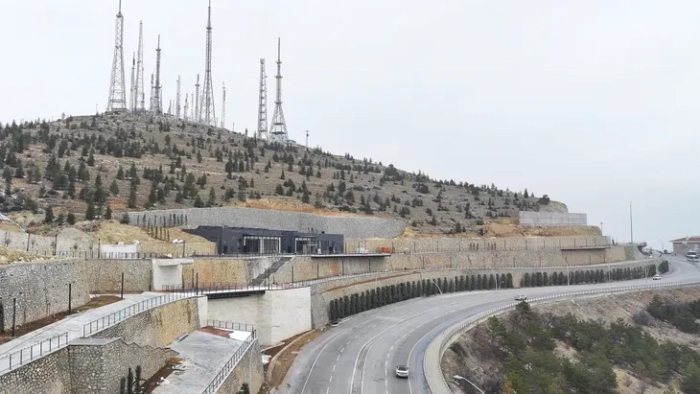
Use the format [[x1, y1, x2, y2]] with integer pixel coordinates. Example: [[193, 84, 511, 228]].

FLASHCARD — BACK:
[[515, 294, 527, 301], [395, 365, 409, 378], [686, 251, 700, 262], [653, 274, 661, 280]]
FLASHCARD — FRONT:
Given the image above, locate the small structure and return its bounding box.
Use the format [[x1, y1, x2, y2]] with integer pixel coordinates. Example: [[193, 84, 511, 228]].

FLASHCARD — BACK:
[[670, 236, 700, 255], [185, 226, 344, 255]]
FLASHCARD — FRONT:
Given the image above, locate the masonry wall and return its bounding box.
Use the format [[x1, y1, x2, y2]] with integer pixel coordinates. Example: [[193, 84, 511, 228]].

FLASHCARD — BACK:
[[182, 256, 277, 287], [0, 347, 72, 394], [346, 235, 609, 254], [126, 207, 406, 239], [68, 338, 178, 394], [519, 211, 588, 227], [0, 229, 94, 257], [215, 339, 264, 394], [0, 260, 90, 331], [78, 259, 153, 293], [271, 247, 624, 285], [308, 259, 659, 328], [91, 297, 201, 348]]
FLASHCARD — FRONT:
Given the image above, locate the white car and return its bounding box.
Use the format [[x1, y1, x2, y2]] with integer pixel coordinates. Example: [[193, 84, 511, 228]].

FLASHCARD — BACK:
[[395, 365, 409, 378], [653, 274, 661, 280], [686, 252, 700, 262], [515, 295, 527, 301]]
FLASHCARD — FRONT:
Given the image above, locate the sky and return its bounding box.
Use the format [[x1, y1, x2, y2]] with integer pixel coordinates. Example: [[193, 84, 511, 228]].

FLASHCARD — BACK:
[[1, 0, 699, 250]]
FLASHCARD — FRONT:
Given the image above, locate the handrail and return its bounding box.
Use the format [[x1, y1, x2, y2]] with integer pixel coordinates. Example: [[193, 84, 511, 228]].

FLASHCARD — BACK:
[[201, 331, 258, 394], [0, 332, 69, 373], [425, 279, 700, 394], [207, 320, 255, 333]]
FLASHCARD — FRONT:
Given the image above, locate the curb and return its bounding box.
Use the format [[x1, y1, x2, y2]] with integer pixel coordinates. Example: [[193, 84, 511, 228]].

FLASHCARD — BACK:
[[266, 329, 318, 386]]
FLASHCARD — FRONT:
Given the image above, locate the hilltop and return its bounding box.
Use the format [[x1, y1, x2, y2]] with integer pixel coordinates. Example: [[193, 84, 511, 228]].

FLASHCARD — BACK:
[[0, 113, 587, 237]]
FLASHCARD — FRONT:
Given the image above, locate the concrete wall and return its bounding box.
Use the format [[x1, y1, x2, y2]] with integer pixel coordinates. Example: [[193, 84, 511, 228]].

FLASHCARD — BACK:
[[345, 235, 609, 254], [151, 258, 194, 291], [672, 242, 700, 256], [98, 243, 138, 259], [519, 211, 588, 227], [78, 259, 152, 293], [207, 287, 312, 346], [0, 347, 72, 394], [68, 338, 178, 394], [91, 297, 202, 348], [0, 260, 90, 331], [126, 207, 406, 239], [215, 338, 264, 394]]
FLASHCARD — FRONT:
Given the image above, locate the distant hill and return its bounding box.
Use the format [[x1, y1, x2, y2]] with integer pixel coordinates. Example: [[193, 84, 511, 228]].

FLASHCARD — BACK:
[[0, 113, 560, 236]]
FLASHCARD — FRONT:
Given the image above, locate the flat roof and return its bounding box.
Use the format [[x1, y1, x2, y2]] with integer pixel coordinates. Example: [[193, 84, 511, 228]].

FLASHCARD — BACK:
[[671, 237, 700, 243], [152, 330, 248, 394]]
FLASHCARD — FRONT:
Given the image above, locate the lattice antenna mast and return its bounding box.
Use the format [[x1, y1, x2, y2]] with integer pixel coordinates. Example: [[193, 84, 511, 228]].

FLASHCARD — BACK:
[[176, 76, 182, 118], [183, 93, 189, 121], [200, 0, 216, 126], [221, 83, 226, 129], [257, 58, 268, 139], [153, 35, 163, 115], [269, 38, 288, 142], [129, 53, 136, 111], [149, 73, 154, 111], [106, 0, 127, 112], [194, 75, 200, 123], [136, 20, 145, 112]]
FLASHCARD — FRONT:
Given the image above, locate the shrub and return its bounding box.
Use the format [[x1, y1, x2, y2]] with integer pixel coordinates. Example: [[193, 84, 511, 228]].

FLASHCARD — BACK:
[[659, 260, 669, 274]]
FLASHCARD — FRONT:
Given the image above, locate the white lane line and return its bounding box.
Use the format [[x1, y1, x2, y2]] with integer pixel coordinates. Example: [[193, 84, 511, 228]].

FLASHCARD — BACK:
[[333, 365, 336, 372], [390, 344, 394, 351], [326, 388, 330, 394], [329, 375, 333, 382], [341, 347, 345, 353], [337, 355, 340, 361]]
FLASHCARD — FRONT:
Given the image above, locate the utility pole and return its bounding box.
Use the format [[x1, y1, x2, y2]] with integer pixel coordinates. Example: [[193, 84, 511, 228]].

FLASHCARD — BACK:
[[176, 76, 181, 118], [221, 82, 226, 129], [305, 130, 309, 151]]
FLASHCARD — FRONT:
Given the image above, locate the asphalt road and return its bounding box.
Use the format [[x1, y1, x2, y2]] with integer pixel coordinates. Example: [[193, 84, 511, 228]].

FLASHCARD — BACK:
[[280, 257, 699, 394]]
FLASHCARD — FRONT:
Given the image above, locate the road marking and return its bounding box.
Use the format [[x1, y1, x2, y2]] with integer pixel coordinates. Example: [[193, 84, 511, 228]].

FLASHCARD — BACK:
[[326, 388, 330, 394], [389, 345, 394, 351], [329, 375, 333, 382], [336, 355, 340, 361], [341, 347, 345, 353], [300, 336, 338, 394], [333, 365, 336, 372]]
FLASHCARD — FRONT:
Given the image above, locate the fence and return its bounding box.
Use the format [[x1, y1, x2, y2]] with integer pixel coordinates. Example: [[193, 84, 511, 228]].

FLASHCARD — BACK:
[[207, 320, 255, 333], [0, 332, 68, 373], [201, 331, 258, 394], [82, 292, 193, 337], [426, 279, 700, 394]]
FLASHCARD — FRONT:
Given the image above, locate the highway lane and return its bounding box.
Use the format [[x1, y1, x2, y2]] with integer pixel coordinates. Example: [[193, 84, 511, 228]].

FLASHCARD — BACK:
[[281, 257, 698, 394]]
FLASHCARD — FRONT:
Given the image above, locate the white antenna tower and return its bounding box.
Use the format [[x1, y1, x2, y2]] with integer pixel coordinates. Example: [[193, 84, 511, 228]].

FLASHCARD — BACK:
[[195, 74, 200, 123], [136, 20, 145, 112], [269, 38, 288, 142], [183, 93, 189, 121], [221, 83, 226, 129], [106, 0, 127, 112], [176, 76, 181, 118], [149, 73, 154, 111], [257, 58, 268, 139], [129, 53, 136, 111]]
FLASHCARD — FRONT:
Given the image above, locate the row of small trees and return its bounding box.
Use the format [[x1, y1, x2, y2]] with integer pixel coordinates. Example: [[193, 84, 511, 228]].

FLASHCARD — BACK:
[[519, 264, 658, 288], [329, 273, 514, 321]]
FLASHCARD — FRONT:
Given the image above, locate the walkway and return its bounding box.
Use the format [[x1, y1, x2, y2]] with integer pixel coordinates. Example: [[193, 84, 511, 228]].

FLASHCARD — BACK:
[[0, 292, 166, 374]]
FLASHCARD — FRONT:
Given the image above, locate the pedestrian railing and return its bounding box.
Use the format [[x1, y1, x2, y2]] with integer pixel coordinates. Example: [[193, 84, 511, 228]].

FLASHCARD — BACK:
[[0, 332, 68, 373], [201, 331, 258, 394], [207, 320, 255, 333], [426, 279, 700, 394], [82, 292, 194, 337]]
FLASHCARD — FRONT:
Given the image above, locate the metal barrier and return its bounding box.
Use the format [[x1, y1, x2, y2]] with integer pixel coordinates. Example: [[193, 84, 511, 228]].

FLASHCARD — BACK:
[[201, 331, 258, 394], [0, 332, 69, 373], [426, 279, 700, 394], [82, 293, 193, 337], [207, 320, 255, 333]]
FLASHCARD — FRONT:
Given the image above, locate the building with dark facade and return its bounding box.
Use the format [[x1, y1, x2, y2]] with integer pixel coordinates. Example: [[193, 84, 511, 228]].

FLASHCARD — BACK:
[[185, 226, 345, 255]]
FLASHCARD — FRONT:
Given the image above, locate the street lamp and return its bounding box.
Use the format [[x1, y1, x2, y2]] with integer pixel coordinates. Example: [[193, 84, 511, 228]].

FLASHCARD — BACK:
[[453, 375, 485, 394]]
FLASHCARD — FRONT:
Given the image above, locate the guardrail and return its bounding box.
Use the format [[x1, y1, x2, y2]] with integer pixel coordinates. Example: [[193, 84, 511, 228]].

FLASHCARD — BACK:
[[425, 279, 700, 394], [82, 292, 193, 337], [202, 330, 258, 394], [0, 332, 69, 373], [207, 320, 255, 333]]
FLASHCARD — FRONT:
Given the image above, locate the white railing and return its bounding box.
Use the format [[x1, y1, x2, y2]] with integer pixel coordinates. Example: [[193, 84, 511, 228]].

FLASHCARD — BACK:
[[425, 279, 700, 394]]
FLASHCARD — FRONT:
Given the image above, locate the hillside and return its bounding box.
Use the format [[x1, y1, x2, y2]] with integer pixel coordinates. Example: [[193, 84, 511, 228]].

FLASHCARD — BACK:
[[442, 288, 700, 394], [0, 112, 562, 236]]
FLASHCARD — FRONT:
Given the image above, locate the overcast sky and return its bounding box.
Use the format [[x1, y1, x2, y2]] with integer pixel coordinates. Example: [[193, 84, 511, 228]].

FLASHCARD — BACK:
[[1, 0, 698, 249]]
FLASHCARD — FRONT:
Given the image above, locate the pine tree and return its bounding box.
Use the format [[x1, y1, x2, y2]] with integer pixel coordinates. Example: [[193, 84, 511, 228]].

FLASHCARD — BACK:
[[104, 205, 113, 220], [85, 203, 96, 220], [110, 179, 119, 196], [67, 212, 76, 225], [44, 206, 54, 223]]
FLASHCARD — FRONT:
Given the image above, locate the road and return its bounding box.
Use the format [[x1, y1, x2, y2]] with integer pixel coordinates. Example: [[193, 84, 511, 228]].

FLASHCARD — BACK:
[[280, 257, 699, 394]]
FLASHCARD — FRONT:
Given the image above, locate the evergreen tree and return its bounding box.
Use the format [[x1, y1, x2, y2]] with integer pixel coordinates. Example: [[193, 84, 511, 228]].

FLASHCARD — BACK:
[[44, 206, 54, 223], [110, 179, 119, 196], [85, 203, 96, 220], [104, 205, 113, 220], [66, 212, 76, 225]]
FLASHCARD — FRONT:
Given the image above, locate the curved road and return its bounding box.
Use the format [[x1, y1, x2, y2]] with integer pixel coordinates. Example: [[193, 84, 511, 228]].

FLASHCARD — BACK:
[[280, 257, 699, 394]]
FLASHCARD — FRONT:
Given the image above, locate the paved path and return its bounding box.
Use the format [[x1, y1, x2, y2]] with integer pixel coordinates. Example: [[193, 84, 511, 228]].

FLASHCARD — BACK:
[[280, 258, 699, 394], [0, 292, 165, 374]]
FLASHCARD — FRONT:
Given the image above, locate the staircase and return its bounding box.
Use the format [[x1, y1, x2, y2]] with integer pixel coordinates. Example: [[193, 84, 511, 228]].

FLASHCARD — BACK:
[[250, 256, 293, 286]]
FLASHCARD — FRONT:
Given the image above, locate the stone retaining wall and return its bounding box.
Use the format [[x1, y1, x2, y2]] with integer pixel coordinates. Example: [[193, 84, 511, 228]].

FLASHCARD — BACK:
[[0, 348, 71, 394], [0, 260, 90, 331], [78, 259, 153, 293], [214, 339, 264, 394], [91, 297, 201, 348]]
